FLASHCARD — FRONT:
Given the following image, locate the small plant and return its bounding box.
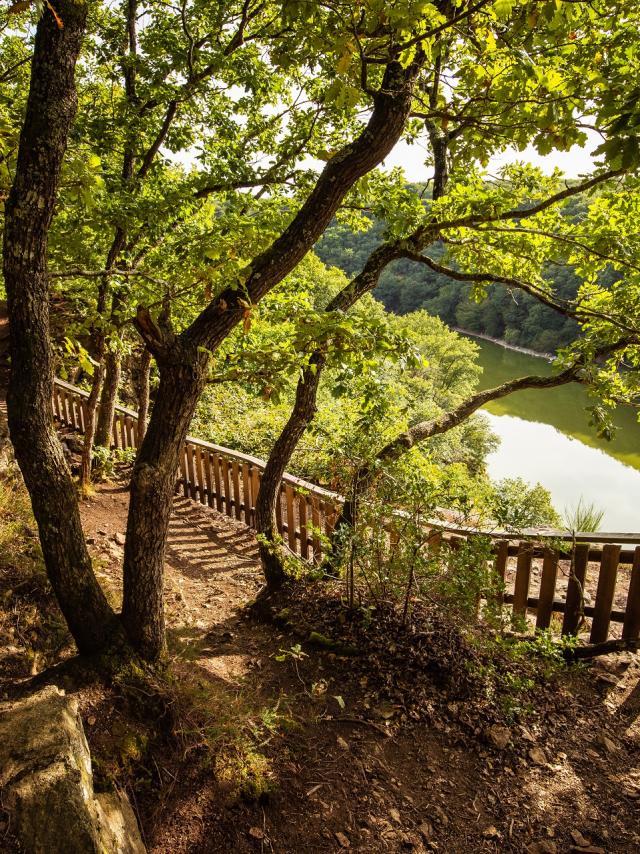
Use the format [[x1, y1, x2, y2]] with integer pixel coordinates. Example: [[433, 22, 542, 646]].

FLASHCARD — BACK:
[[563, 497, 605, 533], [274, 643, 307, 663], [215, 745, 274, 802], [91, 446, 137, 481], [337, 462, 502, 628], [91, 445, 114, 479]]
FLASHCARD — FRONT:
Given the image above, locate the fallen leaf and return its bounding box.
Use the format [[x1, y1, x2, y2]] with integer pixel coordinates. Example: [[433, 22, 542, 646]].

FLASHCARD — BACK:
[[529, 747, 547, 766], [526, 842, 557, 854], [570, 829, 591, 847]]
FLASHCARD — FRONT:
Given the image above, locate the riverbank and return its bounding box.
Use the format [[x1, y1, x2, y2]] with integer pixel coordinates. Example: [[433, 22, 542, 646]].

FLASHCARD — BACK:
[[453, 327, 554, 361]]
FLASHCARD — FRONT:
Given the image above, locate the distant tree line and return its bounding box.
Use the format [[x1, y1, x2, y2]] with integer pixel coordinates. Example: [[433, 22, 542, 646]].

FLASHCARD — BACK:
[[316, 194, 619, 354]]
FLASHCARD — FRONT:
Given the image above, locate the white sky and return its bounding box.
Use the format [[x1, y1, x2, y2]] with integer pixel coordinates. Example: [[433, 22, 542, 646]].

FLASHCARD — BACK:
[[382, 128, 601, 181]]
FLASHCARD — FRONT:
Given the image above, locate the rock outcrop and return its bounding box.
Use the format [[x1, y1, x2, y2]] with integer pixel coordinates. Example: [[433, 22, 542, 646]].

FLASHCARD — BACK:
[[0, 685, 145, 853]]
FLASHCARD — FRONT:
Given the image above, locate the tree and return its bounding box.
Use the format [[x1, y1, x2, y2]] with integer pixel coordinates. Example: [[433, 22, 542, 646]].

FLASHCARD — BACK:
[[3, 0, 640, 660], [3, 0, 433, 659], [251, 0, 640, 585], [2, 0, 119, 653]]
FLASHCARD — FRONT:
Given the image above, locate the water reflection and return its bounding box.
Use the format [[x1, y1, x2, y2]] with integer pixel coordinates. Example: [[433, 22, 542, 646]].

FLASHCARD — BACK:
[[473, 339, 640, 471], [482, 412, 640, 530]]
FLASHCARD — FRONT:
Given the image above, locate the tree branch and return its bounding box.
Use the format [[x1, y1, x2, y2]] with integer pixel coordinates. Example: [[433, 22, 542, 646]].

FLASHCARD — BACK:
[[431, 169, 625, 235], [475, 224, 640, 274], [137, 99, 178, 180], [183, 55, 425, 352], [374, 337, 635, 468], [401, 250, 640, 336], [401, 249, 576, 316], [193, 172, 294, 199], [0, 53, 32, 83]]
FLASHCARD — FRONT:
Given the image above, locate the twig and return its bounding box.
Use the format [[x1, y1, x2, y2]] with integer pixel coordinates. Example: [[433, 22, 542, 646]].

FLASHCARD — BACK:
[[332, 716, 392, 738]]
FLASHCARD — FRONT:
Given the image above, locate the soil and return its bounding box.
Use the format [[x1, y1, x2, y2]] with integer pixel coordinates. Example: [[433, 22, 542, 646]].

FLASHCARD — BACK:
[[1, 458, 640, 853]]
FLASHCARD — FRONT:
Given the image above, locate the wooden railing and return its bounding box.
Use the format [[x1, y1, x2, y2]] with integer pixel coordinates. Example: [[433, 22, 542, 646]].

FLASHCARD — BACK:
[[53, 378, 338, 562], [53, 377, 640, 645]]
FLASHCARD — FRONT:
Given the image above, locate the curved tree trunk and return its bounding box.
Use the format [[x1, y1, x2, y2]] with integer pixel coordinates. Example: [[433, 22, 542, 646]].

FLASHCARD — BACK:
[[3, 0, 118, 654], [95, 349, 121, 448], [254, 352, 325, 590], [123, 58, 423, 660], [253, 235, 412, 585]]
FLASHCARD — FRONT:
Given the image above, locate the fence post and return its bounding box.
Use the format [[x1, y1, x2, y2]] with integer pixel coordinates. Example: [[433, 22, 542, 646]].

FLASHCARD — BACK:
[[494, 539, 509, 606], [285, 484, 297, 554], [536, 548, 559, 630], [512, 541, 533, 621], [590, 543, 621, 643], [562, 543, 590, 635], [623, 546, 640, 641]]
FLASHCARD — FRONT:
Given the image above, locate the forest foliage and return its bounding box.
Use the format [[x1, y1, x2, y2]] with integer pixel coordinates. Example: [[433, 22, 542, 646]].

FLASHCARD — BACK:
[[2, 0, 640, 660], [316, 187, 623, 354]]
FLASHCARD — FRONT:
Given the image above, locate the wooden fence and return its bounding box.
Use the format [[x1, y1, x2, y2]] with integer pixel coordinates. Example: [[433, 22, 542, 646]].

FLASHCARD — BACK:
[[53, 378, 338, 563], [52, 377, 640, 645]]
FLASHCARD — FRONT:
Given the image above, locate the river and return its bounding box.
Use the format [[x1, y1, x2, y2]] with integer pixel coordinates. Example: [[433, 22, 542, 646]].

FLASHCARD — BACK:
[[472, 338, 640, 531]]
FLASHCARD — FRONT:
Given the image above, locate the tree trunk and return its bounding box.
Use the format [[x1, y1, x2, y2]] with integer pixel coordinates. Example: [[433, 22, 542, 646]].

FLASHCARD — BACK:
[[95, 349, 121, 447], [123, 57, 422, 660], [79, 356, 105, 489], [253, 241, 406, 585], [3, 0, 118, 654], [135, 348, 152, 446], [122, 355, 209, 659], [254, 353, 325, 589]]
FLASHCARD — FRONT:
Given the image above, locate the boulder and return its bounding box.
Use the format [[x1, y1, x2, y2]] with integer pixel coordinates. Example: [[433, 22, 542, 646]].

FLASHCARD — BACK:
[[0, 685, 145, 853]]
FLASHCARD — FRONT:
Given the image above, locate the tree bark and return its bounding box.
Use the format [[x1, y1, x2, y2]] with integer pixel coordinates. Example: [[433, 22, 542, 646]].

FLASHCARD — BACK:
[[135, 348, 152, 446], [79, 356, 105, 488], [122, 355, 208, 658], [3, 0, 118, 653], [254, 352, 326, 589], [95, 349, 121, 447], [123, 57, 423, 660]]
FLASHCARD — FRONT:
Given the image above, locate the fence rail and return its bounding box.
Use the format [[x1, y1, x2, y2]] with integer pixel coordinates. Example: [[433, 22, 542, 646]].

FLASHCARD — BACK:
[[53, 377, 640, 645]]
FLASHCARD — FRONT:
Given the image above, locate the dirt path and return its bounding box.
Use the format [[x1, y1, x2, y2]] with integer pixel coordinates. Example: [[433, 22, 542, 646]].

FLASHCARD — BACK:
[[71, 479, 640, 854], [2, 359, 639, 851]]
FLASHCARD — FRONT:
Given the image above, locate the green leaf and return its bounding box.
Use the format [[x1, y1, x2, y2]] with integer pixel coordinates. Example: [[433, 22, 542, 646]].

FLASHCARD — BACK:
[[493, 0, 516, 20]]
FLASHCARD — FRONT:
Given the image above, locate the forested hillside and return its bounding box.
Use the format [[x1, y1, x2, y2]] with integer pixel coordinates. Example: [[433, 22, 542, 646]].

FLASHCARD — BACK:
[[3, 1, 640, 851], [316, 192, 616, 353]]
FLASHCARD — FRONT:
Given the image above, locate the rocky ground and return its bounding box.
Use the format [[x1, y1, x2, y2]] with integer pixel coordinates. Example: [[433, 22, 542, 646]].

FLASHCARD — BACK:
[[2, 470, 640, 853]]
